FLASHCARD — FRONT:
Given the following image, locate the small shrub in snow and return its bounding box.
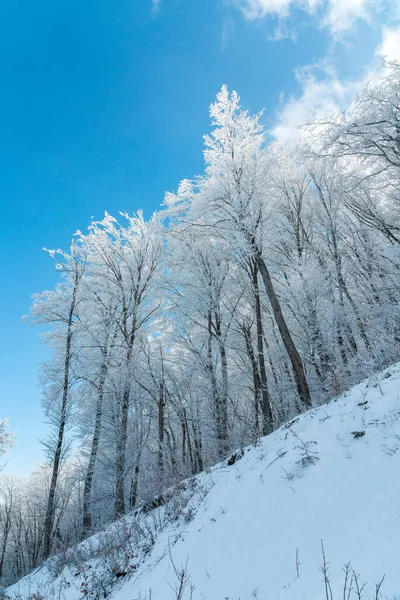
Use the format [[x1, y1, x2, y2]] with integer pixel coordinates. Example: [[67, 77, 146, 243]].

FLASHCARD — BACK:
[[320, 542, 386, 600], [17, 477, 215, 600], [290, 430, 319, 467]]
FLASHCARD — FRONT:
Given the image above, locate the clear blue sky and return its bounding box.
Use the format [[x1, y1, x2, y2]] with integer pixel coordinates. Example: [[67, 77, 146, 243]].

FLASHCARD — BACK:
[[0, 0, 397, 476]]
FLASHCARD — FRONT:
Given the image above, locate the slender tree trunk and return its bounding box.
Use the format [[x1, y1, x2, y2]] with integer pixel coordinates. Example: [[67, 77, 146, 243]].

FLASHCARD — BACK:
[[297, 270, 331, 384], [115, 317, 136, 519], [192, 406, 204, 473], [252, 263, 274, 434], [158, 380, 165, 479], [314, 177, 369, 353], [207, 309, 226, 457], [0, 502, 12, 579], [255, 253, 312, 409], [182, 408, 195, 473], [43, 273, 79, 558], [181, 419, 187, 466], [82, 360, 108, 535], [115, 385, 130, 518], [129, 463, 140, 510], [336, 262, 371, 352], [215, 313, 229, 456], [241, 324, 262, 436], [165, 425, 177, 477]]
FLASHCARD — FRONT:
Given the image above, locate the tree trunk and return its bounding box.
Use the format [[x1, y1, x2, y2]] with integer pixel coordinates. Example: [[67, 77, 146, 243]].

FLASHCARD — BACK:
[[129, 463, 140, 510], [82, 360, 108, 535], [115, 316, 136, 519], [192, 406, 204, 473], [241, 323, 262, 436], [214, 312, 229, 457], [182, 408, 195, 473], [255, 253, 312, 410], [158, 379, 165, 479], [252, 263, 274, 434], [43, 272, 79, 558], [114, 384, 130, 519], [207, 309, 226, 457], [0, 500, 12, 579]]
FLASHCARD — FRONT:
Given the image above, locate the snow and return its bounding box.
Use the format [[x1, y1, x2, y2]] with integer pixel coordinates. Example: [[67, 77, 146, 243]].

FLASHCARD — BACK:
[[6, 364, 400, 599]]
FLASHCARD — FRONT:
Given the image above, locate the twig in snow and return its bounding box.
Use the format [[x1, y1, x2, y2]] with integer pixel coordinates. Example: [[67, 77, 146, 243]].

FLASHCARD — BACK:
[[320, 540, 333, 600]]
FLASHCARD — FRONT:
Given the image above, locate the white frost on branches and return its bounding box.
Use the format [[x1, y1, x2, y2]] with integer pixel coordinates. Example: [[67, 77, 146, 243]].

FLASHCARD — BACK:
[[0, 419, 14, 459]]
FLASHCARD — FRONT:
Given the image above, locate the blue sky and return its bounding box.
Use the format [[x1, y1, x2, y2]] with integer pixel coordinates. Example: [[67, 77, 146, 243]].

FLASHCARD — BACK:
[[1, 0, 399, 476]]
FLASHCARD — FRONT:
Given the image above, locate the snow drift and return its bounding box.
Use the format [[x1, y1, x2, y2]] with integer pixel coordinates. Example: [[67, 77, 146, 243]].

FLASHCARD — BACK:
[[5, 364, 400, 599]]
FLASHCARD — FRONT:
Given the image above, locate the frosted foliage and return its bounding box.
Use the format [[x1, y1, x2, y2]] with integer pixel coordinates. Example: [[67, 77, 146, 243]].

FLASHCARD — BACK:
[[0, 419, 14, 458], [2, 62, 400, 593]]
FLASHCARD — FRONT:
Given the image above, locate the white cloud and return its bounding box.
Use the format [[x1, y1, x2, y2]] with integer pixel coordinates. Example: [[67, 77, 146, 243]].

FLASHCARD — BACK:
[[151, 0, 161, 13], [267, 23, 298, 41], [323, 0, 378, 34], [235, 0, 317, 20], [270, 64, 360, 144], [233, 0, 386, 34], [376, 25, 400, 61], [270, 23, 400, 145]]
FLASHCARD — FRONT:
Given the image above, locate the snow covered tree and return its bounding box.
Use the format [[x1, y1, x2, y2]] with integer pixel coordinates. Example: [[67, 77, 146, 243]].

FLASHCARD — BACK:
[[6, 68, 399, 587], [76, 211, 163, 519], [168, 86, 312, 410], [0, 420, 13, 469], [31, 245, 86, 558]]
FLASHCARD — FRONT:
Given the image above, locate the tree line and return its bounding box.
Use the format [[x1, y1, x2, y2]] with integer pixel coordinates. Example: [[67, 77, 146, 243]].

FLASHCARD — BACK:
[[1, 61, 400, 587]]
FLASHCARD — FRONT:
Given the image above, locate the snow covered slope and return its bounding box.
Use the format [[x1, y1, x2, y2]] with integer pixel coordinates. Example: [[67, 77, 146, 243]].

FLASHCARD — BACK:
[[6, 365, 400, 599]]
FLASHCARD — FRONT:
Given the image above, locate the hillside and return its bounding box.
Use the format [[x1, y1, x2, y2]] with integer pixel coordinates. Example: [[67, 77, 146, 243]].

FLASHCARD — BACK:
[[5, 364, 400, 600]]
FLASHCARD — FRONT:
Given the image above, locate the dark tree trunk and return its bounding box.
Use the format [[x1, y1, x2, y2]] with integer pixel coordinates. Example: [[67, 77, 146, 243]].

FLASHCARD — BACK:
[[43, 271, 79, 558], [115, 384, 130, 519], [255, 253, 312, 410], [182, 408, 195, 473], [214, 312, 229, 456], [192, 406, 204, 473], [251, 263, 274, 434], [115, 316, 136, 519], [158, 379, 165, 479], [82, 360, 108, 535], [0, 501, 12, 579], [129, 463, 140, 510], [207, 309, 227, 458], [241, 323, 262, 436]]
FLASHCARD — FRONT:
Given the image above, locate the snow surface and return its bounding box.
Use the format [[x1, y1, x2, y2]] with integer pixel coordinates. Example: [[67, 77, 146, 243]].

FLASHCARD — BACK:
[[6, 364, 400, 599]]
